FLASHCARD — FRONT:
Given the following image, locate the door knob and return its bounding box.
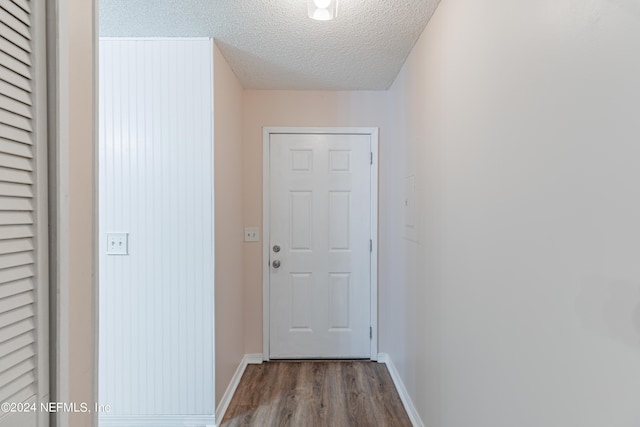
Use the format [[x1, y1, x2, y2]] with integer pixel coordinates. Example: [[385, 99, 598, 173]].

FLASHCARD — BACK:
[[272, 260, 281, 269]]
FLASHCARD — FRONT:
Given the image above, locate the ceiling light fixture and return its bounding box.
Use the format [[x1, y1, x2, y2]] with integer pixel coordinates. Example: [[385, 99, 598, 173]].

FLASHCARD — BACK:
[[308, 0, 338, 21]]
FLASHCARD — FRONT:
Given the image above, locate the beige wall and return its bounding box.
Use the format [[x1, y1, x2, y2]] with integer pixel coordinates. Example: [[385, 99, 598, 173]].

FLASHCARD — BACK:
[[242, 90, 388, 353], [213, 44, 245, 406], [386, 0, 640, 425], [61, 0, 97, 426]]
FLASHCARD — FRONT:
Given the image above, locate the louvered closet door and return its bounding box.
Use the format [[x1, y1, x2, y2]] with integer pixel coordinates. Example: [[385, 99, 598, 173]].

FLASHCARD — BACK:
[[0, 1, 48, 426]]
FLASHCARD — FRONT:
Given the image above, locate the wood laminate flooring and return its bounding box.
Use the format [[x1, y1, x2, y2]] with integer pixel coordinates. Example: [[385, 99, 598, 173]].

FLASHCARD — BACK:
[[220, 361, 412, 427]]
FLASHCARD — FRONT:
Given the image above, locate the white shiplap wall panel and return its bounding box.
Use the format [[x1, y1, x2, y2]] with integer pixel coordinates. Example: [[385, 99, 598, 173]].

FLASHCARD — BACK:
[[98, 39, 214, 423]]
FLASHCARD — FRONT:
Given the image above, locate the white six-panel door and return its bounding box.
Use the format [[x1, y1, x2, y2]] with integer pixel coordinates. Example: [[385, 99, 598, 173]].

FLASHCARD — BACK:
[[268, 132, 372, 359]]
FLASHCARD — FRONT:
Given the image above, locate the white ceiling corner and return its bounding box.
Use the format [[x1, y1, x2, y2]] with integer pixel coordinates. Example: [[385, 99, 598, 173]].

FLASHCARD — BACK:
[[99, 0, 441, 90]]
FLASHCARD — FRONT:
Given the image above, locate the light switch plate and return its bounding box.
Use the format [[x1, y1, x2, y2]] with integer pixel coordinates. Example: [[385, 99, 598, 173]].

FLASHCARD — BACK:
[[244, 227, 260, 242], [107, 233, 128, 255]]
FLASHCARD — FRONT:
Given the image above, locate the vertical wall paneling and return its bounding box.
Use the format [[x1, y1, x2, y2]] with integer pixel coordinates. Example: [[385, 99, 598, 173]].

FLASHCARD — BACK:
[[98, 39, 214, 425]]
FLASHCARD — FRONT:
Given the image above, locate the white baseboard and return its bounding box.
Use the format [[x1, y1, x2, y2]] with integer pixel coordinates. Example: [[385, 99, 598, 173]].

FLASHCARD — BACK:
[[99, 415, 215, 427], [215, 353, 263, 424], [377, 353, 424, 427]]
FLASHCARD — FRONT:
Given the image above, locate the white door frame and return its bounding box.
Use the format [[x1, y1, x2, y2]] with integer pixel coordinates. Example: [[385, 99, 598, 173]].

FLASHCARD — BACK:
[[262, 127, 379, 361]]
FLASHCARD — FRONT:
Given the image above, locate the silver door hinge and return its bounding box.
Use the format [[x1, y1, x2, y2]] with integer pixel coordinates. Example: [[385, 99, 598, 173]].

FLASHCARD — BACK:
[[370, 327, 373, 339], [370, 239, 373, 252], [370, 152, 373, 165]]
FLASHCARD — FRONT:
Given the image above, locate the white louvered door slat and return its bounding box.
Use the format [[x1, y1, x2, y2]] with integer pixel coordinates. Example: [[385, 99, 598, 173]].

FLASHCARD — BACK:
[[0, 0, 47, 426], [0, 252, 34, 269], [0, 318, 33, 345], [0, 109, 33, 132], [0, 153, 32, 171], [0, 196, 32, 211], [0, 51, 31, 79], [0, 305, 33, 327], [0, 277, 30, 298], [0, 368, 35, 401], [0, 333, 33, 359], [0, 212, 33, 225], [0, 68, 30, 95], [0, 38, 31, 66], [0, 123, 32, 146], [0, 10, 30, 40], [0, 357, 36, 382], [0, 181, 33, 197], [0, 167, 32, 184], [0, 225, 33, 240], [0, 25, 29, 55], [0, 80, 30, 105], [6, 0, 29, 14], [0, 94, 31, 118], [0, 139, 34, 158], [0, 344, 33, 370], [0, 0, 31, 26], [0, 239, 32, 255], [0, 289, 33, 313]]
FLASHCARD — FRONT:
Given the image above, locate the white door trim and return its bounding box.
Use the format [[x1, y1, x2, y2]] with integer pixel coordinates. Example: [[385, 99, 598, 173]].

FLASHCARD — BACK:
[[262, 127, 379, 361]]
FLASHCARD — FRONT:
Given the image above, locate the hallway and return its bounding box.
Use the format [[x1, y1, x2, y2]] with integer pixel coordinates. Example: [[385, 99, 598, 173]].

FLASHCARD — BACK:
[[46, 1, 640, 426]]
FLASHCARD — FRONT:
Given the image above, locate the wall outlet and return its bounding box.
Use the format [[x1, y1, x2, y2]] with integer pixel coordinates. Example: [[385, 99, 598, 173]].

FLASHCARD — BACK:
[[107, 233, 129, 255], [244, 227, 260, 242]]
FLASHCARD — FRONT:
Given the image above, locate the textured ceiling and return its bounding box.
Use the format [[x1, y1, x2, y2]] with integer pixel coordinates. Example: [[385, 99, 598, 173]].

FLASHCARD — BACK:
[[99, 0, 440, 90]]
